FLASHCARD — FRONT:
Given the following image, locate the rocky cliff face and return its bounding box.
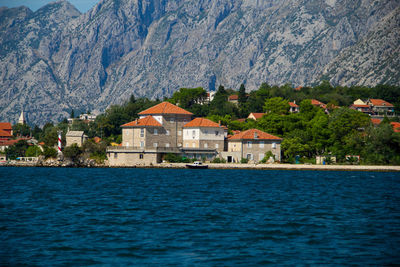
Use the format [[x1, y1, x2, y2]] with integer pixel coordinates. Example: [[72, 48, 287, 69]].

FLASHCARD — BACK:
[[1, 0, 399, 125]]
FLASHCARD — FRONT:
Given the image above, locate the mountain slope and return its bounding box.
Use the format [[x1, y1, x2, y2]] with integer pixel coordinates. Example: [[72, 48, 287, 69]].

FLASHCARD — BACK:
[[321, 6, 400, 86], [0, 0, 399, 125]]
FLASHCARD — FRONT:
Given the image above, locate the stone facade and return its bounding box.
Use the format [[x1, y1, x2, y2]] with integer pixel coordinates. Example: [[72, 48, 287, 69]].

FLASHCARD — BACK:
[[66, 131, 87, 147], [107, 149, 160, 166]]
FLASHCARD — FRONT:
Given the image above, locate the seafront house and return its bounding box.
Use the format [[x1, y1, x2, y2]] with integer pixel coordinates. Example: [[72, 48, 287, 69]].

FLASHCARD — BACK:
[[182, 118, 226, 161], [107, 102, 193, 166], [222, 129, 282, 163], [66, 131, 87, 147]]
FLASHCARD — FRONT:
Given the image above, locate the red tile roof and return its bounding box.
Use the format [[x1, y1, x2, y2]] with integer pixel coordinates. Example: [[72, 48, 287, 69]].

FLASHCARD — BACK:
[[138, 102, 193, 115], [121, 116, 163, 127], [248, 113, 265, 120], [295, 86, 302, 91], [183, 118, 222, 128], [371, 118, 382, 125], [236, 118, 246, 123], [311, 99, 327, 109], [0, 129, 12, 137], [289, 102, 299, 107], [229, 129, 282, 141], [0, 122, 12, 130], [369, 99, 393, 107], [228, 95, 239, 101], [391, 122, 400, 133], [93, 137, 102, 143]]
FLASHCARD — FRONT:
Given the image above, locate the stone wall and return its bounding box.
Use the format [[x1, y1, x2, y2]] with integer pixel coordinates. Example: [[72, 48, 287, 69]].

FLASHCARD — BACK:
[[107, 151, 159, 166]]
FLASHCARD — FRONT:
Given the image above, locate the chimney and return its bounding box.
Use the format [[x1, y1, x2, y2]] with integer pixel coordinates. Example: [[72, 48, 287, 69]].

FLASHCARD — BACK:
[[218, 120, 221, 127]]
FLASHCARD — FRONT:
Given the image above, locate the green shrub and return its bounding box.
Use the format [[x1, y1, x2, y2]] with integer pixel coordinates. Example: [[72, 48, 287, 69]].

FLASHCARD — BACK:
[[240, 158, 248, 164], [212, 157, 226, 163], [25, 146, 42, 157], [43, 146, 58, 159]]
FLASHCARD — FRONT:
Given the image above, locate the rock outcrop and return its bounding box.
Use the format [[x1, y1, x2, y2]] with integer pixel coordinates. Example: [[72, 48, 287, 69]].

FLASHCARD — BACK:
[[0, 0, 399, 125]]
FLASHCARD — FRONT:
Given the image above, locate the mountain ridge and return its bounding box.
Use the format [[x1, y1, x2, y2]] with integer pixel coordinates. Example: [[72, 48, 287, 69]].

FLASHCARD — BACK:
[[0, 0, 399, 125]]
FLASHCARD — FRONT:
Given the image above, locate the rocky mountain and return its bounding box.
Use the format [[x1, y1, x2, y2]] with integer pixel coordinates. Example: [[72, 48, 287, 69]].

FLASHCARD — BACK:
[[0, 0, 399, 125]]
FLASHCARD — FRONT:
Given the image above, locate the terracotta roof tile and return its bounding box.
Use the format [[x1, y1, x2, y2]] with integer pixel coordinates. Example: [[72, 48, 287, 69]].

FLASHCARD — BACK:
[[371, 118, 382, 125], [248, 113, 265, 119], [228, 95, 239, 100], [289, 102, 299, 107], [295, 86, 302, 91], [0, 129, 12, 137], [391, 122, 400, 133], [0, 122, 12, 130], [121, 116, 163, 127], [138, 102, 193, 115], [311, 99, 327, 108], [229, 129, 282, 141], [183, 118, 222, 128], [369, 99, 394, 107], [236, 118, 246, 122]]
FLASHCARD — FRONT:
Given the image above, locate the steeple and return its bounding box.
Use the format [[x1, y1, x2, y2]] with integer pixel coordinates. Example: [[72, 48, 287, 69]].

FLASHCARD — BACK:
[[18, 110, 25, 125]]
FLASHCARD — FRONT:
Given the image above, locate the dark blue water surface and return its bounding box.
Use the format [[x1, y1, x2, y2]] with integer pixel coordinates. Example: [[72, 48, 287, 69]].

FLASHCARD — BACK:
[[1, 167, 399, 265]]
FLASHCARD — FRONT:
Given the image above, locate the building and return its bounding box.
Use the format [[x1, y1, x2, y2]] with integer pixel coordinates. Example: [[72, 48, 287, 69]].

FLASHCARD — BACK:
[[182, 118, 225, 160], [222, 129, 282, 163], [391, 122, 400, 133], [311, 99, 327, 109], [66, 131, 87, 147], [18, 111, 25, 125], [247, 113, 265, 120], [107, 102, 193, 166], [353, 99, 367, 105], [79, 113, 97, 122], [350, 104, 373, 116], [366, 99, 395, 117], [289, 102, 299, 113], [0, 122, 13, 142], [228, 95, 239, 105]]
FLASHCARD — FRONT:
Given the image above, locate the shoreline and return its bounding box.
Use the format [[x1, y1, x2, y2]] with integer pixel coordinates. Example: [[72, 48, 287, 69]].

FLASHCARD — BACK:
[[2, 161, 400, 172]]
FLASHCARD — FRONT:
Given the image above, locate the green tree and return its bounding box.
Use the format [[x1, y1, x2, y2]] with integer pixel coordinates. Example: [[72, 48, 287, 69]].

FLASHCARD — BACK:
[[63, 144, 82, 163], [12, 123, 31, 137], [25, 146, 42, 157], [5, 140, 29, 160], [43, 146, 58, 159], [263, 97, 290, 115], [170, 87, 207, 109]]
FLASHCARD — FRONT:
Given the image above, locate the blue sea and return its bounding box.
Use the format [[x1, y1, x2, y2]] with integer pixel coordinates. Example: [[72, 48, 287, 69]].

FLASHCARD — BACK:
[[1, 167, 399, 265]]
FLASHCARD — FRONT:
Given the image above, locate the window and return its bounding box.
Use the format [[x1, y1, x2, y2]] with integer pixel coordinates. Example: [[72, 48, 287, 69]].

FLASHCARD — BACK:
[[126, 142, 129, 147], [153, 143, 158, 147], [126, 131, 129, 135], [165, 143, 170, 147], [178, 130, 182, 136], [192, 130, 196, 138], [140, 128, 144, 137], [215, 144, 219, 149], [192, 143, 196, 148], [166, 130, 170, 136], [260, 141, 264, 148], [185, 143, 189, 148], [247, 141, 252, 148], [154, 129, 158, 135], [114, 153, 118, 159], [215, 131, 219, 136], [140, 141, 144, 148], [246, 153, 253, 160], [139, 154, 144, 159], [204, 143, 208, 148], [170, 117, 175, 122], [204, 130, 208, 134], [272, 143, 276, 149]]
